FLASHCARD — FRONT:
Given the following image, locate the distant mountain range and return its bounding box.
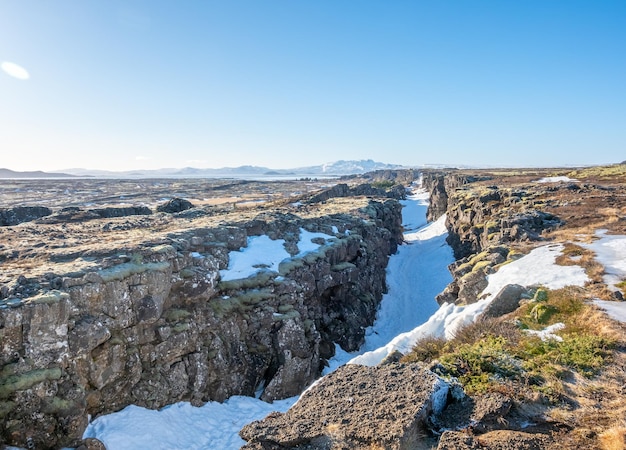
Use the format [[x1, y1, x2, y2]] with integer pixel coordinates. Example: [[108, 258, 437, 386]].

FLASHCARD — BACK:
[[1, 160, 408, 179], [0, 168, 78, 179]]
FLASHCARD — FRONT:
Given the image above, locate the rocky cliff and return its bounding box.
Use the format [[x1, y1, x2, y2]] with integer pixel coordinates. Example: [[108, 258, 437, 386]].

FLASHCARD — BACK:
[[422, 172, 566, 305], [0, 190, 402, 448], [240, 167, 626, 450]]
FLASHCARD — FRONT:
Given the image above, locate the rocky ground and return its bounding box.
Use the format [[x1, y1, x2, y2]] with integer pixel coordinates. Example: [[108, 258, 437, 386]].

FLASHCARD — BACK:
[[2, 165, 626, 449]]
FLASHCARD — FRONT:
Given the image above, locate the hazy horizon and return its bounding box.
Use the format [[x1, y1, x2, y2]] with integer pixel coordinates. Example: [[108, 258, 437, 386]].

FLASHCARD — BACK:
[[2, 1, 625, 172]]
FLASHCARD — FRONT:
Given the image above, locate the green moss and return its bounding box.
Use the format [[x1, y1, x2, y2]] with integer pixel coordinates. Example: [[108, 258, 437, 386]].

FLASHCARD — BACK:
[[371, 180, 396, 189], [568, 164, 626, 179], [272, 310, 301, 321], [472, 260, 492, 273], [278, 258, 305, 275], [43, 396, 81, 415], [521, 333, 614, 378], [98, 261, 170, 282], [533, 288, 549, 302], [528, 303, 558, 324], [331, 262, 357, 271], [0, 401, 16, 419], [405, 286, 617, 401], [218, 271, 277, 290], [172, 323, 190, 333], [617, 280, 626, 295], [151, 244, 177, 256], [485, 221, 499, 232], [468, 251, 490, 266], [23, 290, 69, 305], [164, 309, 192, 323], [179, 268, 197, 279], [0, 367, 62, 399], [277, 304, 294, 313], [210, 290, 274, 317]]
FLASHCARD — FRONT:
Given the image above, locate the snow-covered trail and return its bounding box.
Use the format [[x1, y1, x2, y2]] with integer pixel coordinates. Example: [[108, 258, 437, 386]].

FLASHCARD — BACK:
[[84, 188, 454, 449]]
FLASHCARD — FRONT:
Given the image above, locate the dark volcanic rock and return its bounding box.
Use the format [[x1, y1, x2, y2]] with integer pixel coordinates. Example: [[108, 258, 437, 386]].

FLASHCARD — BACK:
[[0, 206, 52, 226], [481, 284, 528, 319], [240, 363, 449, 450], [157, 197, 195, 213], [0, 198, 403, 449], [90, 206, 152, 218]]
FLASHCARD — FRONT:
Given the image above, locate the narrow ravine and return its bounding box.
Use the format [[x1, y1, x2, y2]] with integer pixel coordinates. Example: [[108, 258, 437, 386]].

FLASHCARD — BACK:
[[84, 187, 455, 449]]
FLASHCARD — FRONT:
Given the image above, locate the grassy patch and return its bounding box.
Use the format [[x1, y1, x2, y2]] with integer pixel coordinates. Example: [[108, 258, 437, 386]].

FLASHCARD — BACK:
[[402, 287, 618, 398], [370, 180, 396, 189]]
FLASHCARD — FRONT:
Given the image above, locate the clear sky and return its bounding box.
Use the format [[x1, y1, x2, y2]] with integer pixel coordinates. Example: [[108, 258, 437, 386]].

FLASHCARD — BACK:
[[1, 1, 625, 171]]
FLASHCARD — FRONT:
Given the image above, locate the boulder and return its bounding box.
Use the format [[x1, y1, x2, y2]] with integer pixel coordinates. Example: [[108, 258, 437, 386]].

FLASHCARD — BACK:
[[481, 284, 528, 319], [241, 363, 449, 450], [157, 198, 195, 213]]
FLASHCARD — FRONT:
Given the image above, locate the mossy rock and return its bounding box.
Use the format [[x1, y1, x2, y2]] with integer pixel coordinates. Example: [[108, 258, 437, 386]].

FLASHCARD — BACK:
[[164, 309, 192, 323], [331, 262, 357, 272], [172, 323, 190, 333], [218, 271, 277, 290], [0, 367, 62, 399], [0, 401, 16, 419], [23, 290, 70, 305], [472, 260, 492, 273], [272, 310, 301, 321], [533, 288, 549, 302], [529, 303, 558, 324], [98, 261, 170, 282]]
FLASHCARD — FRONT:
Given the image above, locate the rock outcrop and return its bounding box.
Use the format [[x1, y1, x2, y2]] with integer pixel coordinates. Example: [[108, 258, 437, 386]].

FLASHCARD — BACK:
[[423, 172, 566, 305], [240, 363, 449, 450], [0, 198, 402, 449], [0, 206, 52, 226]]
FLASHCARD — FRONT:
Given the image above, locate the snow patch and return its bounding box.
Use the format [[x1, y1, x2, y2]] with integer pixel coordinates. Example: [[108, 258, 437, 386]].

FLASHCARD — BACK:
[[524, 322, 566, 342], [585, 230, 626, 291], [594, 300, 626, 323], [219, 235, 288, 281], [535, 176, 578, 183]]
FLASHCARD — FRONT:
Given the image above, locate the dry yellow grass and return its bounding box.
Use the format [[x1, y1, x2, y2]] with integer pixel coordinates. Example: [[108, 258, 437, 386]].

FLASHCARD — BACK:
[[599, 427, 626, 450]]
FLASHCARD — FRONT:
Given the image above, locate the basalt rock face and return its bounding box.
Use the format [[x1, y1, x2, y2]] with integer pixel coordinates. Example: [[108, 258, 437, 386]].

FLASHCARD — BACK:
[[422, 172, 489, 223], [307, 183, 407, 204], [0, 199, 402, 449], [425, 173, 563, 306]]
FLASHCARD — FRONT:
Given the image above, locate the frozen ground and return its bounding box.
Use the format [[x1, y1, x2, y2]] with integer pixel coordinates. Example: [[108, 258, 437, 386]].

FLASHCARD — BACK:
[[83, 188, 625, 449]]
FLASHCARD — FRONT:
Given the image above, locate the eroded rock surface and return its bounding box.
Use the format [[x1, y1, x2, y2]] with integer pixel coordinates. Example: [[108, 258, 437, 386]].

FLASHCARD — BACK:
[[240, 363, 449, 450]]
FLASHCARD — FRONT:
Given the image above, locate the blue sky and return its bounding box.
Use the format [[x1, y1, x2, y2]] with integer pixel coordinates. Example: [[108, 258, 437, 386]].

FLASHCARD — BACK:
[[1, 1, 625, 171]]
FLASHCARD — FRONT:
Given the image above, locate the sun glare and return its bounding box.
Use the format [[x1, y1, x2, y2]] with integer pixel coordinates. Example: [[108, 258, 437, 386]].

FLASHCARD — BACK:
[[1, 61, 30, 80]]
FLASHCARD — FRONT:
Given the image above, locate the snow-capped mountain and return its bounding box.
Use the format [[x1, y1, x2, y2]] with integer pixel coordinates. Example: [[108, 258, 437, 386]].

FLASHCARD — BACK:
[[48, 160, 407, 179]]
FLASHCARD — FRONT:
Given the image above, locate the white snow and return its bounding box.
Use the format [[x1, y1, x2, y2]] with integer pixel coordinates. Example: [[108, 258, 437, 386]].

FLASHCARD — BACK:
[[349, 243, 589, 366], [295, 228, 333, 255], [585, 230, 626, 291], [594, 300, 626, 323], [83, 396, 296, 449], [218, 229, 334, 281], [535, 176, 578, 183], [219, 235, 288, 281], [83, 187, 600, 450], [524, 322, 566, 342]]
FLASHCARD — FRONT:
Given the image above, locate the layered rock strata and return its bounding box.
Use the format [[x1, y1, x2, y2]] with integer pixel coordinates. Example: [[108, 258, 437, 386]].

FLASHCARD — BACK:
[[0, 197, 402, 449]]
